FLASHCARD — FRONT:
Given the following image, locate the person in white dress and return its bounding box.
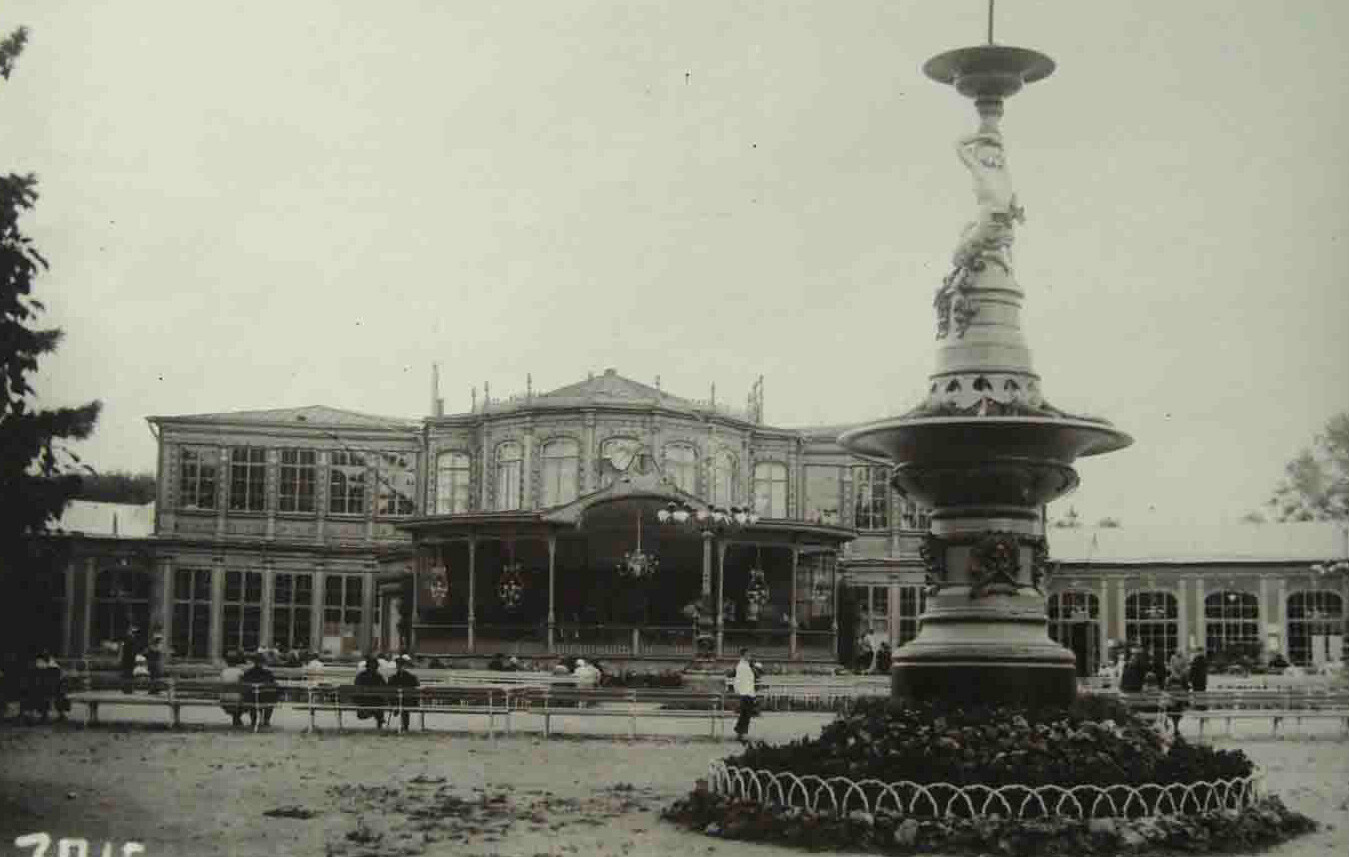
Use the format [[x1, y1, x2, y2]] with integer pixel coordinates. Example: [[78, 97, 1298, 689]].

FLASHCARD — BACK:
[[733, 648, 757, 742]]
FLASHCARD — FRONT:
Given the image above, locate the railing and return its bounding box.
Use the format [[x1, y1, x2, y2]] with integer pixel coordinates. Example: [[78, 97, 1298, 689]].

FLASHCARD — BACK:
[[708, 762, 1267, 820], [553, 624, 639, 655]]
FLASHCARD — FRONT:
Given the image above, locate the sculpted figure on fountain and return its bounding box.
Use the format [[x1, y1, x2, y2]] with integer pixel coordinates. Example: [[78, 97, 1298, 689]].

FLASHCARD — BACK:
[[933, 120, 1024, 339]]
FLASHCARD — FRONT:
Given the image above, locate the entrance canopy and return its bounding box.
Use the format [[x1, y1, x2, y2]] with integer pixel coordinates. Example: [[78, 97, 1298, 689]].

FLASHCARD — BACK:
[[397, 467, 854, 661]]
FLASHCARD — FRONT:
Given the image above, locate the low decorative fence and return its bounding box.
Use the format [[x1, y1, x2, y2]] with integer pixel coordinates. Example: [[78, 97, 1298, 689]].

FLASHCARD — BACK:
[[707, 762, 1266, 820]]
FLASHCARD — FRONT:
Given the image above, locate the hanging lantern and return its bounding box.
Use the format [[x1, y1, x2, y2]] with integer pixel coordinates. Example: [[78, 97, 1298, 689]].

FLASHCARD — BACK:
[[421, 565, 450, 608], [745, 567, 770, 620], [498, 563, 526, 610]]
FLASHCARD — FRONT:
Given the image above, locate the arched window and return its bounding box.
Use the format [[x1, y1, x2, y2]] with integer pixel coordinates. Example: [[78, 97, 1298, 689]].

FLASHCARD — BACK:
[[1125, 590, 1179, 667], [1048, 590, 1102, 676], [435, 452, 472, 514], [540, 439, 580, 507], [753, 462, 788, 518], [495, 442, 523, 511], [663, 444, 697, 494], [598, 437, 641, 487], [1204, 590, 1259, 657], [710, 450, 738, 507], [1287, 590, 1344, 667]]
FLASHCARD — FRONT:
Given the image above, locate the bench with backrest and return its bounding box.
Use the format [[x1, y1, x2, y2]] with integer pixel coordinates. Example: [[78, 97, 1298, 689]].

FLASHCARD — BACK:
[[513, 685, 733, 739], [68, 678, 281, 730], [297, 684, 517, 737], [1119, 688, 1349, 739]]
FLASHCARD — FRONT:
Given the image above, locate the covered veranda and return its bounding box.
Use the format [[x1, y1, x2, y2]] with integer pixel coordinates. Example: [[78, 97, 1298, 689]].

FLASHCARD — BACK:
[[397, 472, 853, 662]]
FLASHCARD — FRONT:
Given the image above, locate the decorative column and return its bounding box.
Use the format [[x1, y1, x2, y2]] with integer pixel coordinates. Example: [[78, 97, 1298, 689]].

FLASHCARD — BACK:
[[410, 550, 422, 654], [700, 532, 713, 598], [1195, 576, 1206, 653], [715, 541, 727, 657], [1175, 576, 1189, 655], [830, 549, 840, 661], [547, 534, 557, 653], [260, 562, 275, 650], [209, 560, 225, 661], [789, 546, 799, 658], [467, 535, 477, 653], [158, 558, 174, 648], [62, 559, 76, 657], [310, 565, 325, 654], [360, 563, 376, 654], [1116, 579, 1129, 649], [1097, 577, 1109, 666], [83, 557, 96, 655]]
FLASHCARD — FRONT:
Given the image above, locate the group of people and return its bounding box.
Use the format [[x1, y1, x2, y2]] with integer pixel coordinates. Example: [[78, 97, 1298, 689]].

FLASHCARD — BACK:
[[0, 651, 71, 724], [352, 654, 420, 730], [1118, 645, 1209, 694]]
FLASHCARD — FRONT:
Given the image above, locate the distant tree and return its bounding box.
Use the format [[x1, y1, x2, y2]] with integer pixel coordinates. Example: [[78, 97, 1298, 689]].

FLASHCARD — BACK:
[[76, 470, 157, 504], [0, 27, 102, 655], [1269, 413, 1349, 523]]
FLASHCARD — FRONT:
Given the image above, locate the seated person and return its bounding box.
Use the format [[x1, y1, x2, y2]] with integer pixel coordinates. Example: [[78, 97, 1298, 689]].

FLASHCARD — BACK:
[[353, 657, 388, 729], [219, 653, 246, 727], [240, 654, 279, 728], [487, 653, 508, 671], [303, 652, 326, 686], [573, 659, 600, 689], [131, 654, 151, 681], [386, 655, 420, 732]]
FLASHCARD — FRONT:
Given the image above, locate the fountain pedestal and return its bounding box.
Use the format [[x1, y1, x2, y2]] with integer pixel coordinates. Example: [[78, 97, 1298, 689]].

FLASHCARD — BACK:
[[839, 44, 1131, 708]]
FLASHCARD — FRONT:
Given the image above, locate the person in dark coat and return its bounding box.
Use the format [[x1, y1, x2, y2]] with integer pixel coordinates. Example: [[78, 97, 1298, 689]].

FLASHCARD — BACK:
[[386, 655, 420, 732], [1119, 647, 1146, 693], [119, 627, 140, 694], [240, 654, 278, 728], [354, 657, 387, 729], [1188, 652, 1209, 692], [146, 633, 167, 694]]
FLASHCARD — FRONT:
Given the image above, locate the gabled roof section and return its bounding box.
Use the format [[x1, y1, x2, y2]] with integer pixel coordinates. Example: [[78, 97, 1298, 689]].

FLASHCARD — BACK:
[[537, 368, 696, 409], [150, 405, 418, 431]]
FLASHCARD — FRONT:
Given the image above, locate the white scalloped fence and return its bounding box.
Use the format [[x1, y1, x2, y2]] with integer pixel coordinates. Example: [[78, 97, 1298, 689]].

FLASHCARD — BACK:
[[708, 762, 1265, 819]]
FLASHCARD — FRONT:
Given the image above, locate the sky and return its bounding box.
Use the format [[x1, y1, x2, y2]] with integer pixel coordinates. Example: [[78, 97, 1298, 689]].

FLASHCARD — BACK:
[[3, 1, 1347, 530]]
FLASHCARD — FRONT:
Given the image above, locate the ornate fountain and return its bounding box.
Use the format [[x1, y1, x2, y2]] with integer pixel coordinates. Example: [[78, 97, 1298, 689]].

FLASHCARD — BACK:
[[838, 33, 1132, 706]]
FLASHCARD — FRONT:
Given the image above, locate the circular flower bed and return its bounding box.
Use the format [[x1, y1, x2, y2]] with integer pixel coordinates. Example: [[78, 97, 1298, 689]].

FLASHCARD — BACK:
[[662, 695, 1317, 854]]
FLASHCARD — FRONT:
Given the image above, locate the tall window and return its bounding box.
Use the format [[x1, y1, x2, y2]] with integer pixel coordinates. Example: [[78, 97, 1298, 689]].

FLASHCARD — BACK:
[[1204, 591, 1259, 657], [329, 450, 367, 515], [179, 447, 217, 510], [710, 450, 738, 507], [1287, 590, 1343, 667], [853, 465, 890, 531], [92, 567, 152, 648], [222, 570, 263, 655], [228, 447, 267, 512], [172, 568, 211, 659], [278, 449, 316, 513], [377, 452, 417, 516], [899, 499, 931, 531], [852, 585, 890, 638], [324, 574, 364, 647], [599, 437, 641, 487], [898, 586, 927, 645], [803, 465, 841, 525], [1125, 590, 1179, 665], [1048, 590, 1102, 675], [540, 439, 579, 507], [273, 572, 313, 653], [435, 452, 472, 514], [794, 552, 836, 625], [495, 442, 523, 510], [663, 444, 697, 494], [752, 462, 788, 518]]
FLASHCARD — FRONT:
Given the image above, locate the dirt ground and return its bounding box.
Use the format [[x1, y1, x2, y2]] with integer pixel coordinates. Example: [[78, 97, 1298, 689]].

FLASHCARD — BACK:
[[1, 708, 1346, 857]]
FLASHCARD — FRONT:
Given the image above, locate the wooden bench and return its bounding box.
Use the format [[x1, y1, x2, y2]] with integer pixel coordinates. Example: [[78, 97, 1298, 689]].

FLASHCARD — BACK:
[[514, 686, 733, 739], [1120, 689, 1349, 740], [297, 685, 517, 738], [68, 681, 279, 731]]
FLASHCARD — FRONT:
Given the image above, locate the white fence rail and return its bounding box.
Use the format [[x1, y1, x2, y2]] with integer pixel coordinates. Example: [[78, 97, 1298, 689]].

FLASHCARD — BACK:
[[708, 762, 1265, 820]]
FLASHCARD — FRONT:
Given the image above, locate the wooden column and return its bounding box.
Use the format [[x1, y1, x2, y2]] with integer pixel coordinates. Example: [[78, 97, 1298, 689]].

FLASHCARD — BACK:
[[1194, 575, 1206, 653], [1175, 576, 1189, 655], [831, 549, 840, 661], [410, 550, 422, 654], [467, 535, 477, 652], [310, 565, 325, 654], [360, 564, 376, 654], [83, 557, 96, 655], [789, 545, 799, 659], [260, 563, 275, 651], [209, 561, 225, 662], [158, 558, 174, 650], [547, 534, 557, 653], [700, 532, 712, 597]]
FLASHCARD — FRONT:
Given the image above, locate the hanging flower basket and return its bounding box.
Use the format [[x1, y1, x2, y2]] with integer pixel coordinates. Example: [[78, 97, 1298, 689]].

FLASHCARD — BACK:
[[745, 568, 770, 607], [498, 563, 526, 610]]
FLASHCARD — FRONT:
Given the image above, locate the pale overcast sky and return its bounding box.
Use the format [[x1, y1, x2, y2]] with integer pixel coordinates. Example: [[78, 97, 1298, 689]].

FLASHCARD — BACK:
[[3, 1, 1347, 530]]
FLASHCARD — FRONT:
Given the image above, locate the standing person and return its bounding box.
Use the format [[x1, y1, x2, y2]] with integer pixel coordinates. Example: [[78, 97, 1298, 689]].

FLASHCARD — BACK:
[[1189, 651, 1209, 693], [1119, 646, 1145, 693], [1167, 649, 1190, 693], [119, 627, 139, 694], [146, 633, 166, 694], [219, 652, 246, 727], [386, 655, 420, 732], [733, 648, 757, 743], [354, 656, 388, 730], [240, 654, 278, 729]]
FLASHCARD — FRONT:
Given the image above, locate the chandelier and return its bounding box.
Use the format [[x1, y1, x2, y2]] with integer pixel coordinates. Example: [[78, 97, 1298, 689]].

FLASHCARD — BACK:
[[617, 509, 659, 579]]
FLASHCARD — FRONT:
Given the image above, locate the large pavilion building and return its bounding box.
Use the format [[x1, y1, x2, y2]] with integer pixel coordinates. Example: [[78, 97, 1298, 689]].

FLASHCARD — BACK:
[[33, 370, 1346, 671]]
